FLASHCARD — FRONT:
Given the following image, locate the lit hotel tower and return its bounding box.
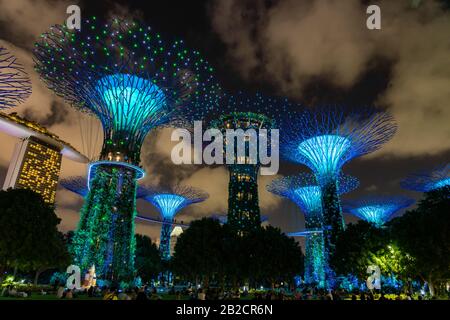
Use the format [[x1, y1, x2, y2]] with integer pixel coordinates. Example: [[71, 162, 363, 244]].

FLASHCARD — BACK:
[[0, 112, 88, 203]]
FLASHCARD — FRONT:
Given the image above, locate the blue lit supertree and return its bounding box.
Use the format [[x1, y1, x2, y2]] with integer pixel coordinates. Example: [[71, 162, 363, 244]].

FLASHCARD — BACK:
[[401, 163, 450, 193], [343, 195, 415, 227], [34, 17, 220, 281], [0, 46, 32, 109], [280, 107, 396, 257], [143, 185, 208, 260], [202, 92, 298, 234], [267, 172, 358, 288]]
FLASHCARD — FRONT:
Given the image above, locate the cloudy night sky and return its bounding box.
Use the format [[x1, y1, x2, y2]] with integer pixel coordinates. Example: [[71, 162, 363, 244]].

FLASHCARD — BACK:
[[0, 0, 449, 243]]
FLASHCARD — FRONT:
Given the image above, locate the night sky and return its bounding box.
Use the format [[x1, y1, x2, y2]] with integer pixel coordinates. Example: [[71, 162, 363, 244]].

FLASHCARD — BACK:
[[0, 0, 449, 243]]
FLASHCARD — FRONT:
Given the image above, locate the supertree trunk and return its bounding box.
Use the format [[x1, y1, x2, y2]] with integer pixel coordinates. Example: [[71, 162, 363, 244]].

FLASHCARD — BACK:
[[160, 220, 173, 261], [70, 165, 137, 282], [227, 165, 261, 234], [107, 172, 138, 282], [321, 178, 345, 255], [304, 233, 326, 288]]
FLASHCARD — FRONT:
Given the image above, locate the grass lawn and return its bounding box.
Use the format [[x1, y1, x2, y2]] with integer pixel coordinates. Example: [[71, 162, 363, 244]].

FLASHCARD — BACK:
[[0, 293, 102, 300]]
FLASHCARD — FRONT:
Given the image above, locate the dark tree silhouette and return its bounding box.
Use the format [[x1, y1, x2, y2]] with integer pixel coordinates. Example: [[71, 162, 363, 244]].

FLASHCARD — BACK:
[[0, 189, 69, 283], [172, 218, 304, 289], [135, 234, 162, 283]]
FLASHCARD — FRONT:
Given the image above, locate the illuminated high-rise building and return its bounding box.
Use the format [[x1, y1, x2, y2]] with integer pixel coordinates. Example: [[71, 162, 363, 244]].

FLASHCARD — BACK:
[[0, 112, 87, 203]]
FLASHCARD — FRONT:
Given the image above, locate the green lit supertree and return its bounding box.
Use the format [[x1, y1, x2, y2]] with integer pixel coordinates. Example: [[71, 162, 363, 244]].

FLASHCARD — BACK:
[[34, 17, 220, 281], [267, 173, 358, 288], [280, 107, 397, 260], [206, 92, 297, 234]]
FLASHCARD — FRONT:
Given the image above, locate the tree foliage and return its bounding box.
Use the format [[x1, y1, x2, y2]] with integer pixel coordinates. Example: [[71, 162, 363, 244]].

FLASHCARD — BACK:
[[134, 234, 162, 283], [331, 221, 390, 279], [0, 189, 69, 281], [389, 186, 450, 295], [172, 218, 303, 288], [331, 187, 450, 296]]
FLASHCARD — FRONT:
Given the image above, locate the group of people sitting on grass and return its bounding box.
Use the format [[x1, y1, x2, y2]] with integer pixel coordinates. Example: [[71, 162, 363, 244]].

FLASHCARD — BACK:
[[53, 284, 163, 300], [2, 282, 431, 300], [1, 285, 29, 298]]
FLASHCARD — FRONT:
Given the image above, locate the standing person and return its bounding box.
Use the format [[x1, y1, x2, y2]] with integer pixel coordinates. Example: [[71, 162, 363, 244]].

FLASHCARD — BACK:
[[56, 284, 65, 299], [65, 289, 74, 299], [198, 289, 206, 300], [87, 285, 95, 297], [360, 292, 366, 301]]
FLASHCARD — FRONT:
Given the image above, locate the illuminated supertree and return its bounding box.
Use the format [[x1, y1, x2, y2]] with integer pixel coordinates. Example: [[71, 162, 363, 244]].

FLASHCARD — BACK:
[[401, 163, 450, 193], [205, 92, 298, 234], [343, 195, 414, 227], [0, 46, 32, 109], [143, 185, 208, 260], [267, 172, 358, 288], [34, 17, 219, 281], [280, 107, 396, 256]]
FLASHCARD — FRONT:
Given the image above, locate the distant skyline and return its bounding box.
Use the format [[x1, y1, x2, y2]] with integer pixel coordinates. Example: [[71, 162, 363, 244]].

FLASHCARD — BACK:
[[0, 0, 449, 242]]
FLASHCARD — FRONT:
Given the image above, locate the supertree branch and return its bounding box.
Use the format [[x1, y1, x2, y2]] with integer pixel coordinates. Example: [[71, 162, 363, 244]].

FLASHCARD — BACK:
[[34, 17, 221, 165], [60, 176, 89, 197], [401, 163, 450, 192], [280, 107, 397, 182], [343, 195, 415, 227], [0, 46, 32, 108]]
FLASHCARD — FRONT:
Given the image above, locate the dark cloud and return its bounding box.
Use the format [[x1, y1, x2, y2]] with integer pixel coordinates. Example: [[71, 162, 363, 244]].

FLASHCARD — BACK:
[[211, 0, 450, 156], [0, 0, 448, 242], [23, 101, 71, 127]]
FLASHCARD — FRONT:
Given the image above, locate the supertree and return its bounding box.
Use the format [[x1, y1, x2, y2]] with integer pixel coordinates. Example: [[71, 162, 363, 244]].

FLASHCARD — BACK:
[[267, 172, 358, 288], [0, 46, 32, 109], [401, 163, 450, 193], [142, 185, 208, 260], [280, 107, 396, 256], [34, 17, 220, 281], [202, 92, 298, 234], [343, 195, 414, 227]]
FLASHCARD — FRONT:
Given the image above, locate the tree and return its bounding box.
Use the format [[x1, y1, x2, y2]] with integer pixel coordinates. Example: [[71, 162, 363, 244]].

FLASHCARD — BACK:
[[331, 221, 388, 279], [244, 226, 304, 289], [135, 234, 162, 283], [172, 218, 304, 289], [0, 189, 70, 284], [331, 220, 414, 287], [389, 186, 450, 296], [172, 218, 225, 287]]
